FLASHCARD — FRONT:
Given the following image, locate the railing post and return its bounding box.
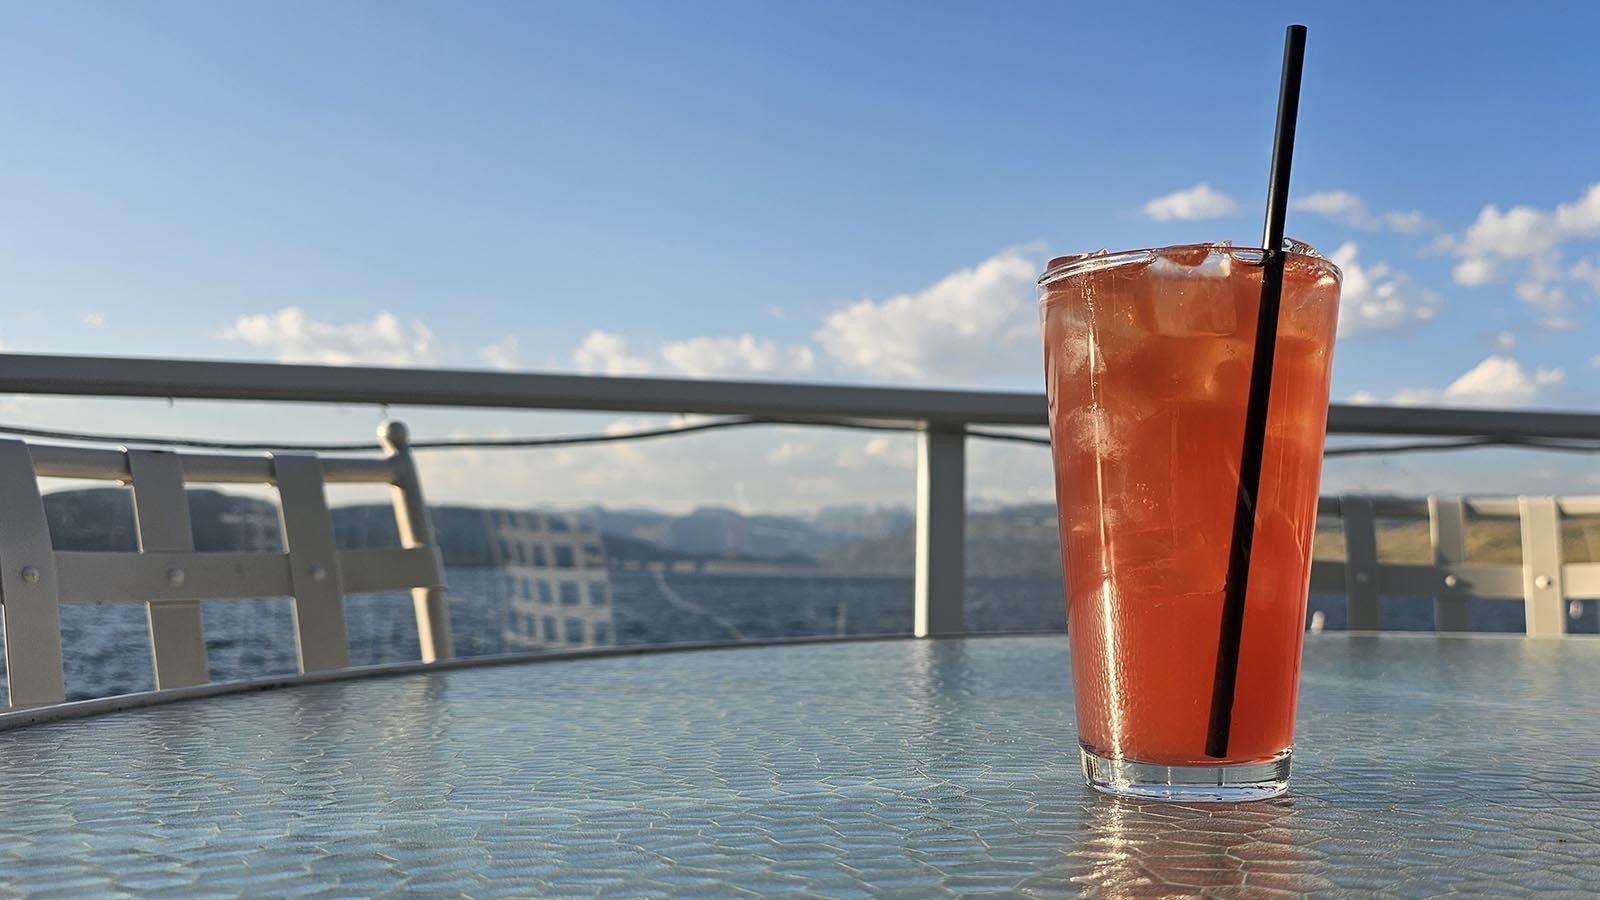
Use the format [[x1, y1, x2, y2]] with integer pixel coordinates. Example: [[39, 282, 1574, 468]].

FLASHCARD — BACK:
[[0, 441, 66, 706], [914, 424, 964, 637], [271, 453, 351, 672], [1429, 497, 1471, 632], [380, 421, 455, 661], [128, 449, 210, 688], [1340, 495, 1381, 631], [1518, 497, 1567, 636]]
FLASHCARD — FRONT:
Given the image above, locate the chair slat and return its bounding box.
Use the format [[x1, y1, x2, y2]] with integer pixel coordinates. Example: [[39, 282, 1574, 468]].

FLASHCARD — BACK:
[[380, 422, 453, 663], [1429, 497, 1471, 632], [273, 454, 350, 672], [1340, 495, 1381, 631], [129, 450, 209, 689], [1563, 563, 1600, 600], [1519, 497, 1567, 636], [55, 551, 293, 603], [53, 547, 446, 604], [0, 441, 66, 706], [340, 547, 445, 594]]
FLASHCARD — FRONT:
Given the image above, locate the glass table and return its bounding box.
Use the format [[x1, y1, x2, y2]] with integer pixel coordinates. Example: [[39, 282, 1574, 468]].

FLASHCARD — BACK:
[[1, 634, 1597, 895]]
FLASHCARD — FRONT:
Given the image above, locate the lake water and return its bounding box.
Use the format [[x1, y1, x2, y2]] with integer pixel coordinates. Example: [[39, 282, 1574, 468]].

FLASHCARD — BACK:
[[5, 568, 1596, 702]]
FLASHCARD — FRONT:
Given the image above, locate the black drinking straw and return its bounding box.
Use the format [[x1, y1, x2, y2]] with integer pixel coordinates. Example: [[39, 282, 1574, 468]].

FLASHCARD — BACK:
[[1205, 24, 1308, 760]]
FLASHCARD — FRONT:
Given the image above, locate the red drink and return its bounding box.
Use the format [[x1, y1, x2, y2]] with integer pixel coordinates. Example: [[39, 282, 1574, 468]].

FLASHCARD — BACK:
[[1039, 243, 1340, 800]]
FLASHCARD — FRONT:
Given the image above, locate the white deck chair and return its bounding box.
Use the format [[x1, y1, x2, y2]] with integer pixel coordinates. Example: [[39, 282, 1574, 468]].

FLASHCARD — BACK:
[[0, 421, 450, 707]]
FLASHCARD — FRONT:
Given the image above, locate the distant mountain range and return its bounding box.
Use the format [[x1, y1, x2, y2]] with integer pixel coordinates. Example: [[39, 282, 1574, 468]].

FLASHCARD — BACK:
[[39, 488, 1063, 577], [816, 503, 1063, 577]]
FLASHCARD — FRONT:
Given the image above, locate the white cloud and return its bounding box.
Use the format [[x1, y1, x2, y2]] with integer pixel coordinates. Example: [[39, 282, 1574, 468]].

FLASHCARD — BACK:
[[1457, 205, 1562, 263], [1382, 210, 1431, 234], [1330, 242, 1439, 339], [1424, 233, 1457, 254], [221, 307, 436, 366], [1141, 183, 1239, 221], [602, 415, 703, 437], [835, 435, 917, 471], [1571, 257, 1600, 294], [1390, 387, 1443, 406], [1292, 190, 1434, 234], [1448, 184, 1600, 327], [1294, 190, 1365, 223], [1452, 257, 1497, 286], [479, 336, 521, 371], [1445, 356, 1562, 404], [766, 441, 812, 465], [80, 312, 106, 327], [1495, 331, 1516, 351], [570, 330, 814, 380], [1515, 280, 1566, 312], [815, 247, 1039, 381], [1346, 390, 1379, 405], [573, 330, 652, 376], [1555, 183, 1600, 234], [410, 420, 930, 517], [1377, 355, 1564, 408], [659, 334, 814, 379], [864, 435, 915, 468]]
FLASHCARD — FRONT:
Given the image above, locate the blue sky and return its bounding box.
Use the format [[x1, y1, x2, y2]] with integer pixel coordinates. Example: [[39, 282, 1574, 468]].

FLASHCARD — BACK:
[[4, 2, 1600, 509]]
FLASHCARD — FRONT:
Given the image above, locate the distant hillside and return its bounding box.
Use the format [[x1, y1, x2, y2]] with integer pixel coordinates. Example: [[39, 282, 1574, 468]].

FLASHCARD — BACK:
[[817, 502, 1600, 575], [817, 503, 1064, 577], [42, 488, 521, 565], [38, 489, 856, 569], [49, 487, 1579, 579], [592, 505, 833, 559], [44, 488, 281, 553]]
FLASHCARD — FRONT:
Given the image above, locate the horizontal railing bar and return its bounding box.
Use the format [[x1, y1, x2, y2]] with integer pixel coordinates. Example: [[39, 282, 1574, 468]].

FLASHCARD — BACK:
[[56, 551, 293, 604], [1563, 563, 1600, 599], [1310, 560, 1527, 600], [1318, 495, 1600, 521], [27, 444, 397, 484], [54, 548, 440, 604], [8, 352, 1600, 438], [1309, 560, 1344, 592], [1383, 563, 1524, 599], [1558, 498, 1600, 517], [1318, 497, 1437, 519], [1325, 405, 1600, 440], [0, 353, 1041, 427], [341, 548, 446, 593]]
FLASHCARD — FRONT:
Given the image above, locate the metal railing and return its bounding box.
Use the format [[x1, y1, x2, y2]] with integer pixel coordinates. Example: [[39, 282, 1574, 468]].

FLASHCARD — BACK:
[[1311, 495, 1600, 636], [0, 422, 451, 706], [5, 351, 1600, 636]]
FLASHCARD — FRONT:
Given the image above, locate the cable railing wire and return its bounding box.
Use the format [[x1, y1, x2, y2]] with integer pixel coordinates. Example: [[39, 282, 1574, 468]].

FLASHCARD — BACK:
[[2, 420, 1598, 458], [0, 417, 912, 453], [962, 429, 1600, 457]]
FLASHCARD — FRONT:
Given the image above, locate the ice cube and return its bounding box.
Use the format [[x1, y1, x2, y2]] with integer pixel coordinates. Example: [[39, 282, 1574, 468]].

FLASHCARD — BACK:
[[1067, 404, 1126, 461], [1138, 261, 1239, 336], [1046, 330, 1090, 379], [1282, 236, 1321, 257], [1162, 244, 1212, 267], [1046, 248, 1110, 271]]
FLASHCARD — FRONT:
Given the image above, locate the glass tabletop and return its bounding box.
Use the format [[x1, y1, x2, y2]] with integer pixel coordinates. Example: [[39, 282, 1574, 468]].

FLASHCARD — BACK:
[[1, 634, 1597, 896]]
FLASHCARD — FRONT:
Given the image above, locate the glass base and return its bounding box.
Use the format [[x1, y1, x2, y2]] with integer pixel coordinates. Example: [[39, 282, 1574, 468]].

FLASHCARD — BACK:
[[1080, 747, 1291, 802]]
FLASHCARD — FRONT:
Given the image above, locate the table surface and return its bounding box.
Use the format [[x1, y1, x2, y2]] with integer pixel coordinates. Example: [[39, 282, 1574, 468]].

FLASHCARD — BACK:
[[2, 634, 1598, 897]]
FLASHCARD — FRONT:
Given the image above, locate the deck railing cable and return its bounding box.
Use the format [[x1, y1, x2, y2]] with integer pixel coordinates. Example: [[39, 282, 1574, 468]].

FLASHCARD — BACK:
[[0, 417, 911, 453], [0, 417, 764, 452], [4, 419, 1600, 458]]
